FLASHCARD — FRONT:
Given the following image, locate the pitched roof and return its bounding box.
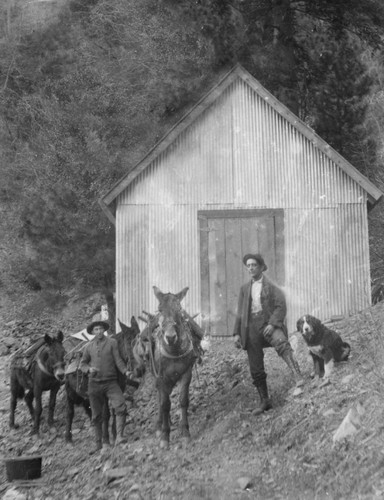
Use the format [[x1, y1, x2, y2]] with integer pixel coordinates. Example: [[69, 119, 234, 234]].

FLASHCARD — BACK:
[[100, 64, 383, 222]]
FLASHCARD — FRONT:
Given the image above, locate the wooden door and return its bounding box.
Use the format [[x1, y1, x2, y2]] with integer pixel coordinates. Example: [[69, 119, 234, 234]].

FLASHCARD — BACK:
[[199, 209, 284, 336]]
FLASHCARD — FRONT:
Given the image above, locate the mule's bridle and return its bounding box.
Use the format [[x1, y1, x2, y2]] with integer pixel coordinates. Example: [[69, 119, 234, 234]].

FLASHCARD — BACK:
[[36, 347, 64, 378], [37, 357, 52, 376], [156, 335, 194, 359], [138, 305, 202, 380], [148, 315, 195, 378]]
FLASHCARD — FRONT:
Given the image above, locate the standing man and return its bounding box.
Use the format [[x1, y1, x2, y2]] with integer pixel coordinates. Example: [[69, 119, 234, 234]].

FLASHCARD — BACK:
[[80, 320, 131, 453], [233, 253, 303, 415]]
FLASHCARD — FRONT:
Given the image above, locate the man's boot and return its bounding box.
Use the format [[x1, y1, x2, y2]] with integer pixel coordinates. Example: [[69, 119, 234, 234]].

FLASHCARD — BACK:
[[254, 381, 272, 415], [89, 421, 103, 455], [114, 413, 127, 445], [281, 350, 304, 387]]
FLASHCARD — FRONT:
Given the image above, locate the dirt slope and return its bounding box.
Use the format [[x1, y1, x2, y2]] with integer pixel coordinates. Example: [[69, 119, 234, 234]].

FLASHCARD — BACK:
[[1, 302, 384, 499]]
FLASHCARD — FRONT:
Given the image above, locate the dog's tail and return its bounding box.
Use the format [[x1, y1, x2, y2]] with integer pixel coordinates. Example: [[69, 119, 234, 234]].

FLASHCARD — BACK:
[[340, 342, 351, 361]]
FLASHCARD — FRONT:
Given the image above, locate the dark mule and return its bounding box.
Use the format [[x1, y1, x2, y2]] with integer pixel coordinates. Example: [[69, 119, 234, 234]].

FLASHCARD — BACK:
[[64, 317, 140, 444], [10, 331, 66, 435], [133, 286, 203, 449]]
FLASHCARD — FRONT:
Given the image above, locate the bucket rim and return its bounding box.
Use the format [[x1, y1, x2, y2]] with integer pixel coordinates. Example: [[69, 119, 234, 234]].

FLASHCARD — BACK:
[[4, 455, 42, 462]]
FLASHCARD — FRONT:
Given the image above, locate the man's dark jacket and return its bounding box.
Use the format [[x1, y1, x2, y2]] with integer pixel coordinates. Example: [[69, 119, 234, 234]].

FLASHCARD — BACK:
[[233, 275, 287, 349]]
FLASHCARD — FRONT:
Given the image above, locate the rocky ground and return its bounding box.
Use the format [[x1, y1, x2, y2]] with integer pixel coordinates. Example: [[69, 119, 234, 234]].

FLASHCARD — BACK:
[[1, 298, 384, 499]]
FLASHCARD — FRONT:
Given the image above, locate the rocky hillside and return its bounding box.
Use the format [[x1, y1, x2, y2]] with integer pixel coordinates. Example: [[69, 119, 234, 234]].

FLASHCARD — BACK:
[[1, 300, 384, 499], [2, 0, 68, 37]]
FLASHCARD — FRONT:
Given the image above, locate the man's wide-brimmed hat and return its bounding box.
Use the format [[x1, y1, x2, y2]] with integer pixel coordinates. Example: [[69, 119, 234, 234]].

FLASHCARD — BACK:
[[242, 253, 268, 271], [86, 321, 110, 334]]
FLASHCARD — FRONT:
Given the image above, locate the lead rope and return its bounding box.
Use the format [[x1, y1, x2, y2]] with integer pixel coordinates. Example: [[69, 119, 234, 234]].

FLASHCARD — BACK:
[[149, 338, 161, 379], [184, 320, 202, 388], [75, 353, 83, 394], [147, 318, 161, 379], [181, 313, 203, 388]]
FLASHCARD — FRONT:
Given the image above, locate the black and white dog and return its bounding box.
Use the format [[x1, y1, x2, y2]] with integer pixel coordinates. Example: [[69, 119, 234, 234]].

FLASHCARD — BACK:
[[296, 315, 351, 381]]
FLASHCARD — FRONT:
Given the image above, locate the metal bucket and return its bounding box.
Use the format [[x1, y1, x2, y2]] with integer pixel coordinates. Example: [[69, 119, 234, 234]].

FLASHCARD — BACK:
[[4, 455, 42, 481]]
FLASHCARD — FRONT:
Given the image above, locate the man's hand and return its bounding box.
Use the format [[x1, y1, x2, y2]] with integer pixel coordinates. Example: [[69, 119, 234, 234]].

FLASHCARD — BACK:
[[125, 370, 134, 379], [263, 325, 274, 336], [233, 334, 242, 349], [89, 367, 99, 375]]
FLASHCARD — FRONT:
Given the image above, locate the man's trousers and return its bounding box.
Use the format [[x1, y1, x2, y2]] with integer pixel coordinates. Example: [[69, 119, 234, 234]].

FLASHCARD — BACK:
[[246, 314, 293, 386]]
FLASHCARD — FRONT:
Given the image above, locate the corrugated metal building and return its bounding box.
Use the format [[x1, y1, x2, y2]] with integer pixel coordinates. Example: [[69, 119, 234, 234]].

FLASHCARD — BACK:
[[100, 65, 383, 335]]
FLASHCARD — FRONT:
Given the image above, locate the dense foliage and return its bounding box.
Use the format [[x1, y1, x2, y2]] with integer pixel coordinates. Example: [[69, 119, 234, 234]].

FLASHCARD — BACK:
[[1, 0, 384, 303], [0, 0, 215, 296]]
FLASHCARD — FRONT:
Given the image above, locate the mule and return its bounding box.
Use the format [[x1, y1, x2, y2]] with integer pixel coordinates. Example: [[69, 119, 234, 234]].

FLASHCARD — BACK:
[[64, 317, 140, 444], [9, 330, 66, 435], [133, 286, 202, 449]]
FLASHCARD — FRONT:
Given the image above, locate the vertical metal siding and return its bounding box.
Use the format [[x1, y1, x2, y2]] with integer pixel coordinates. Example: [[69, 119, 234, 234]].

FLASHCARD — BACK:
[[116, 205, 149, 326], [116, 204, 202, 328], [285, 203, 369, 330], [232, 81, 364, 209], [120, 89, 234, 206], [119, 80, 364, 209], [115, 78, 371, 332]]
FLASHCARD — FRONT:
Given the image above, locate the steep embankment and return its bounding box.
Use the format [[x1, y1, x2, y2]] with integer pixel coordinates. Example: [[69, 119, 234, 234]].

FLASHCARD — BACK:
[[1, 302, 384, 499]]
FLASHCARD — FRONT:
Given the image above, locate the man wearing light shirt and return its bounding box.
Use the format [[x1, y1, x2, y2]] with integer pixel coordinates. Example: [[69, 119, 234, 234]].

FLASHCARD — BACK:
[[233, 253, 303, 414]]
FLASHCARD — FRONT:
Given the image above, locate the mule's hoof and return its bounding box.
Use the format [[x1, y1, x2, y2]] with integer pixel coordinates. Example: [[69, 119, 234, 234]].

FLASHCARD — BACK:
[[160, 440, 169, 450], [295, 378, 305, 388], [10, 423, 20, 430], [292, 387, 303, 397], [181, 436, 191, 448], [319, 378, 331, 388], [88, 444, 102, 455], [114, 436, 128, 446]]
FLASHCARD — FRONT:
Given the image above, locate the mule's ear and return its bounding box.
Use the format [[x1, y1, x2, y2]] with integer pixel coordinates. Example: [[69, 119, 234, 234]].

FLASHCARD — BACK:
[[176, 287, 189, 302], [153, 286, 164, 300], [57, 330, 64, 343], [44, 333, 53, 345], [118, 318, 128, 334], [131, 316, 140, 333]]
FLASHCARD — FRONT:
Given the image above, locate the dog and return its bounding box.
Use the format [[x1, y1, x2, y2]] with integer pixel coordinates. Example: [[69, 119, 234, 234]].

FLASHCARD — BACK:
[[296, 315, 351, 381]]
